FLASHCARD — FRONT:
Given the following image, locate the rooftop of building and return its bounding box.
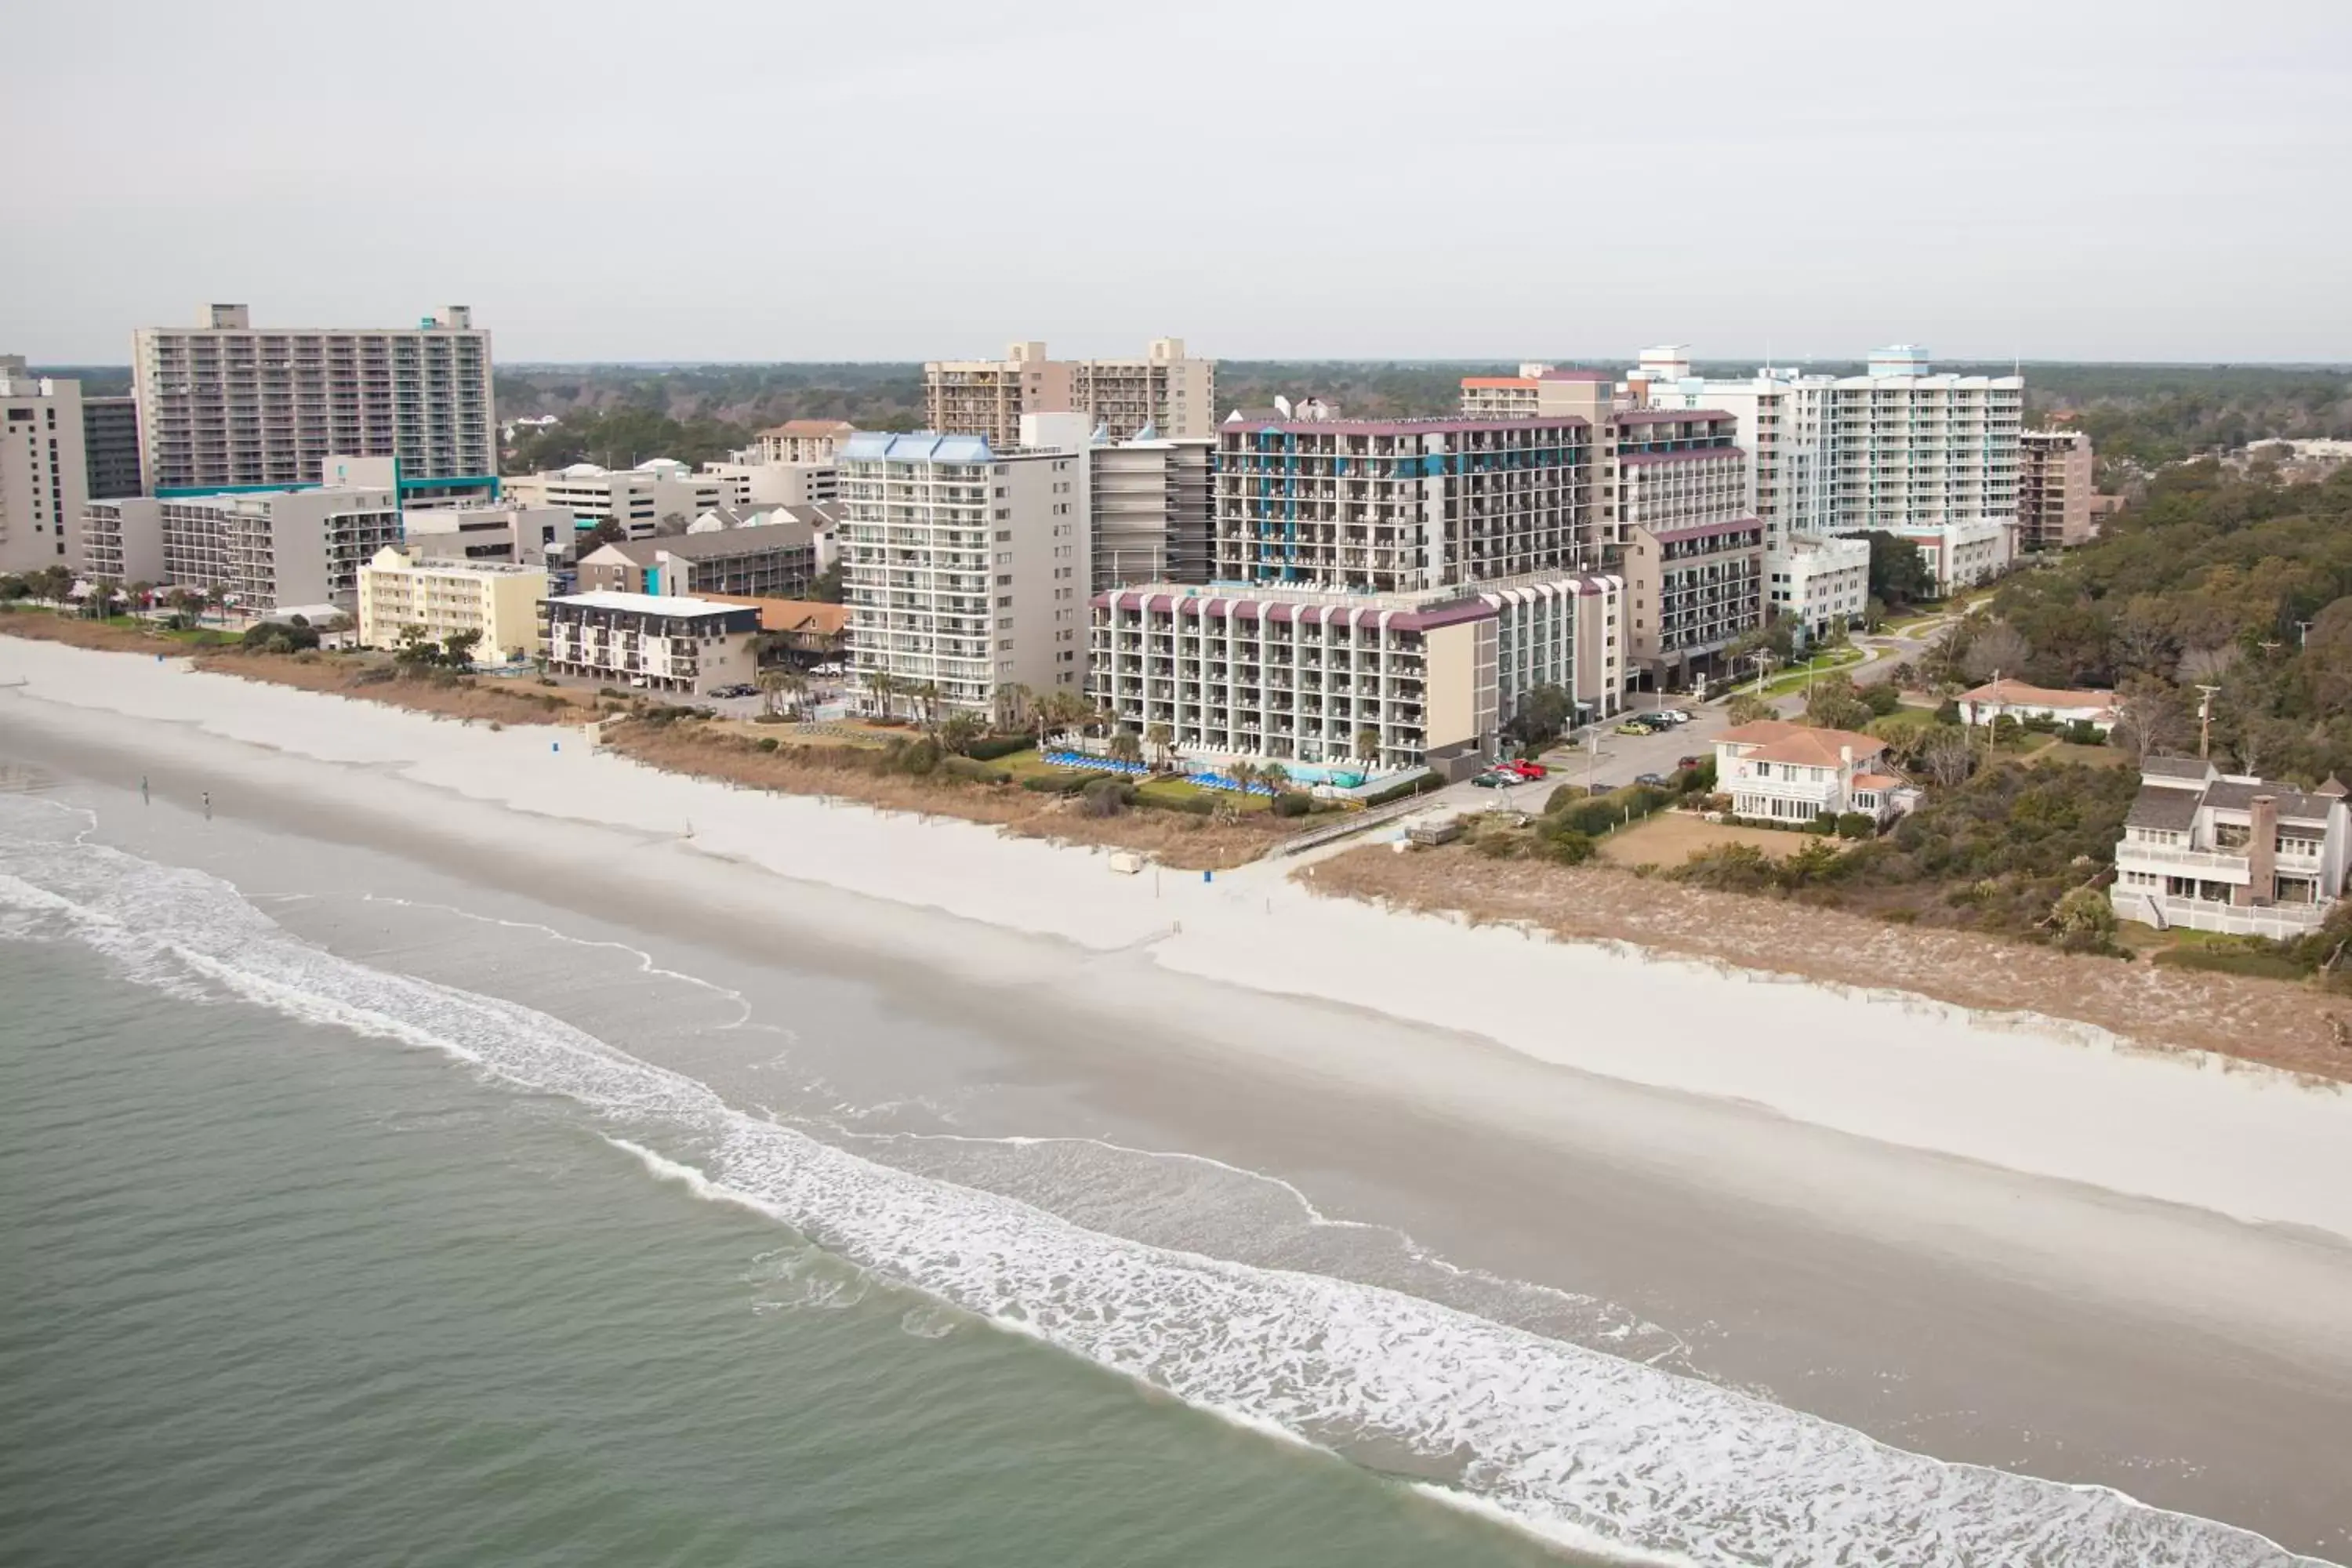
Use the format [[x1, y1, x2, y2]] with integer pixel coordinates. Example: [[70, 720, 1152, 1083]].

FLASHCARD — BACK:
[[547, 591, 753, 619], [757, 419, 856, 437], [579, 519, 815, 564], [695, 594, 854, 637], [1717, 720, 1887, 768], [2129, 760, 2343, 828], [365, 546, 544, 577], [1959, 678, 2117, 710]]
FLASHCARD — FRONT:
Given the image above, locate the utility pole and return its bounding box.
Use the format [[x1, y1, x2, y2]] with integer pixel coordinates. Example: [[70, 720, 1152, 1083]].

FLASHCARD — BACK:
[[2195, 684, 2221, 760], [2296, 620, 2314, 650], [1750, 652, 1775, 698]]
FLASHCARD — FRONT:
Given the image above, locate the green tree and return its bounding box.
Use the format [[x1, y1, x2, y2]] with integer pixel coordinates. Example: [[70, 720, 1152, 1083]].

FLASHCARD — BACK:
[[1853, 532, 1937, 609], [1726, 693, 1776, 726], [1145, 721, 1175, 771], [807, 562, 845, 604], [1803, 673, 1874, 733], [1107, 727, 1144, 768], [1354, 727, 1382, 773]]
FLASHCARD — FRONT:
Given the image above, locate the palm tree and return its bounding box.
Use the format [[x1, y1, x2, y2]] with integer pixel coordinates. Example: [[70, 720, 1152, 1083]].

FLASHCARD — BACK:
[[1144, 721, 1174, 771], [1258, 760, 1291, 795], [866, 670, 899, 721], [757, 669, 790, 717], [1107, 728, 1143, 768], [203, 583, 230, 627], [1226, 758, 1258, 798], [940, 710, 985, 756], [1036, 689, 1087, 753], [1354, 727, 1381, 775], [913, 680, 944, 738], [995, 682, 1035, 737], [125, 580, 155, 619]]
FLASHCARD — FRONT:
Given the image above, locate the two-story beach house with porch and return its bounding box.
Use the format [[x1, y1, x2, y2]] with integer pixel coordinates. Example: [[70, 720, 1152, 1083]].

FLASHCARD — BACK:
[[2110, 758, 2350, 937], [1713, 720, 1916, 825]]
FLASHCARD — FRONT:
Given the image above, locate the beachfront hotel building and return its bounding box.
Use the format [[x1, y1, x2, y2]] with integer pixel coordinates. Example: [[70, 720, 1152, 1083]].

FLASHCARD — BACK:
[[1214, 417, 1595, 590], [0, 356, 89, 575], [131, 304, 496, 502], [539, 592, 760, 696], [925, 339, 1214, 448], [1089, 573, 1624, 774], [839, 413, 1092, 717], [2017, 428, 2096, 550], [1891, 517, 2014, 593], [356, 546, 549, 663], [503, 459, 750, 540], [2112, 759, 2350, 938], [1091, 411, 1633, 771], [1091, 434, 1214, 590], [81, 459, 402, 612]]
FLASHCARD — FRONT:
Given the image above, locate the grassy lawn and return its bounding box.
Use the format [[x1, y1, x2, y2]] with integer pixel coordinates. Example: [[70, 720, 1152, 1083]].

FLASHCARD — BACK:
[[1746, 646, 1867, 699], [1867, 707, 1945, 741]]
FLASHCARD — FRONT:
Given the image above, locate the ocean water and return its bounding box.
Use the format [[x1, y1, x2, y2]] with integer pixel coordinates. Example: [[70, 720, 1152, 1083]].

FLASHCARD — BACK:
[[0, 779, 2332, 1567]]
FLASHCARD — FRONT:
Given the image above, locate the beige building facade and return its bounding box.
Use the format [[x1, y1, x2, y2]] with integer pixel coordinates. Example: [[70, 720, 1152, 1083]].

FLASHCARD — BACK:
[[1, 356, 89, 576], [926, 339, 1214, 447], [357, 546, 548, 662], [2017, 428, 2096, 550], [540, 592, 760, 695]]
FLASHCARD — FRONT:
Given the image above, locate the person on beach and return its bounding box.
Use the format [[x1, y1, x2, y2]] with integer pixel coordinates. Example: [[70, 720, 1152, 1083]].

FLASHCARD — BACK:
[[140, 775, 149, 802], [201, 791, 211, 818]]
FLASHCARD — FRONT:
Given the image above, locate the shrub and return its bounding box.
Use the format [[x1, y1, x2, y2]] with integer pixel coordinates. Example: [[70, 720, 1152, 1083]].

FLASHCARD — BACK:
[[597, 687, 628, 699], [882, 737, 945, 775], [1933, 699, 1962, 725], [2065, 719, 2104, 746], [757, 737, 781, 753], [1139, 790, 1218, 815], [962, 734, 1033, 762], [750, 711, 790, 724], [1541, 829, 1596, 866], [1020, 770, 1109, 795], [937, 755, 1011, 784], [1079, 778, 1137, 817], [1861, 684, 1902, 717], [1834, 811, 1876, 840], [2151, 945, 2306, 982], [1673, 844, 1780, 892], [1474, 832, 1524, 859], [1272, 791, 1316, 818]]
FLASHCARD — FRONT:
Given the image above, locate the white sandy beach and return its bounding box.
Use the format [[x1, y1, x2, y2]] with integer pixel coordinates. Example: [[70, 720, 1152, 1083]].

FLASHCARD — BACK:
[[9, 635, 2352, 1564], [7, 637, 2348, 1247]]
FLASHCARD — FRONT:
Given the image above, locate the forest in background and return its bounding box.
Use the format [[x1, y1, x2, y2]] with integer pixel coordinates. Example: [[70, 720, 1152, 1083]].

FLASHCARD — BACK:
[[27, 358, 2352, 476]]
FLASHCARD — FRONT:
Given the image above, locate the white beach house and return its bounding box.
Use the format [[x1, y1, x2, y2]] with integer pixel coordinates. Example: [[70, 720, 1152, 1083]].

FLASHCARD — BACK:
[[2110, 758, 2350, 937], [1955, 678, 2118, 734], [1714, 720, 1915, 824]]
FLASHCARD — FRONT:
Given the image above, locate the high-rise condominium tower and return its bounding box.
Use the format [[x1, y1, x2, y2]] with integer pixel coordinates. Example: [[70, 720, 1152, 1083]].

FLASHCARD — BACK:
[[132, 303, 495, 500]]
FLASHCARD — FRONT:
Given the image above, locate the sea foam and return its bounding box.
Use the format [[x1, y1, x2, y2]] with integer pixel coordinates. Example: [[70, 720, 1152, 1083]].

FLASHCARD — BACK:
[[0, 801, 2327, 1568]]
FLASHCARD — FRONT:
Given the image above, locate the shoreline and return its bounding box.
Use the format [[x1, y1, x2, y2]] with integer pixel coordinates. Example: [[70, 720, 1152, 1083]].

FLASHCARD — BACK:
[[8, 635, 2352, 1558], [5, 633, 2351, 1249]]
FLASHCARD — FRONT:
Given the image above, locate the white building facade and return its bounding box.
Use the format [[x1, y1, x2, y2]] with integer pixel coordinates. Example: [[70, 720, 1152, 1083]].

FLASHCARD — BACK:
[[839, 414, 1091, 717], [2112, 760, 2350, 937], [503, 460, 749, 539], [1714, 720, 1911, 824], [539, 592, 760, 696], [1769, 534, 1872, 638], [357, 546, 547, 662]]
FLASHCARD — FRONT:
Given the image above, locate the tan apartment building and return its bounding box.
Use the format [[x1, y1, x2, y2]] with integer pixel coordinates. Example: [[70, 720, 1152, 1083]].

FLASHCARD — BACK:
[[750, 419, 855, 465], [925, 338, 1214, 447], [1623, 517, 1766, 686], [1, 356, 88, 575], [132, 304, 495, 501], [503, 459, 750, 539], [2017, 428, 2096, 550], [357, 546, 548, 662]]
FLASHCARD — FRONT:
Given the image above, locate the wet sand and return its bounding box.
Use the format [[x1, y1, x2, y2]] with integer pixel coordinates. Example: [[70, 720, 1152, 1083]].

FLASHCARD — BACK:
[[5, 642, 2352, 1559]]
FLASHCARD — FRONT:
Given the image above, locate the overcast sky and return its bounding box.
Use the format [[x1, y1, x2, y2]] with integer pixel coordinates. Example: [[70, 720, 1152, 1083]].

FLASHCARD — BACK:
[[8, 0, 2349, 365]]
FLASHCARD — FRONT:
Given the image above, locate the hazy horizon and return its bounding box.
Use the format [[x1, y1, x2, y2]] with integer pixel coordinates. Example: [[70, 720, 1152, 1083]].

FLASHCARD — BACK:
[[6, 0, 2349, 365]]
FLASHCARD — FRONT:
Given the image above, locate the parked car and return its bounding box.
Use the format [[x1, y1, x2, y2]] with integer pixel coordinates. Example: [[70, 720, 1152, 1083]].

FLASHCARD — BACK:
[[1634, 771, 1668, 787], [1472, 770, 1517, 789], [1676, 754, 1705, 771], [1504, 759, 1548, 779], [1656, 708, 1692, 724], [1613, 721, 1651, 737]]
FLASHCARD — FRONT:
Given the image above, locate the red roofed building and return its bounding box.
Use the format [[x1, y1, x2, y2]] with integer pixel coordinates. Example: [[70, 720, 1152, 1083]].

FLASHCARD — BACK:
[[1712, 720, 1916, 824]]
